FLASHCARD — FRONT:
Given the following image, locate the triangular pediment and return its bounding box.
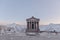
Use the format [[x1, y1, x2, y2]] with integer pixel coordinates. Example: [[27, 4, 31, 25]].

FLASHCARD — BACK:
[[26, 16, 40, 21]]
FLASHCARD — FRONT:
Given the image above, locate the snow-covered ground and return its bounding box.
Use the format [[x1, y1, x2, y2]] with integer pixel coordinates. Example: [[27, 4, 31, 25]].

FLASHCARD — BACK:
[[0, 32, 60, 40], [0, 23, 60, 40]]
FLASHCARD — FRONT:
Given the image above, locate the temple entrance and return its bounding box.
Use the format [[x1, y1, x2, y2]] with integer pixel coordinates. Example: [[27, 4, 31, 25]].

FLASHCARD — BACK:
[[32, 24, 34, 29]]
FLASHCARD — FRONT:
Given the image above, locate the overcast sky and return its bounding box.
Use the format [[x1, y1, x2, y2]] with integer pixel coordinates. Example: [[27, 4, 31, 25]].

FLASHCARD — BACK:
[[0, 0, 60, 25]]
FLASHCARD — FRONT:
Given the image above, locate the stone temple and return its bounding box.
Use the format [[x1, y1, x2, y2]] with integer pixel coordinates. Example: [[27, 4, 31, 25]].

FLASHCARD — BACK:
[[26, 16, 40, 35]]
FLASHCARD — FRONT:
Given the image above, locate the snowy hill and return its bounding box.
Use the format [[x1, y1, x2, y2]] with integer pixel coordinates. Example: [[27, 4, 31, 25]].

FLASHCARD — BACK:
[[6, 23, 26, 33], [0, 23, 60, 33], [40, 23, 60, 32], [6, 23, 60, 32]]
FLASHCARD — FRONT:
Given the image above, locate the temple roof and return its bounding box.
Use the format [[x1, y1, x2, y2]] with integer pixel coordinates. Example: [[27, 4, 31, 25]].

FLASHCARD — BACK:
[[26, 16, 40, 21]]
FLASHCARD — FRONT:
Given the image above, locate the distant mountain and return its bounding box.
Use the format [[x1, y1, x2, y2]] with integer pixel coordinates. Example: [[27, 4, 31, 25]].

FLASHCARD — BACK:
[[40, 23, 60, 32], [6, 23, 26, 33], [2, 23, 60, 33]]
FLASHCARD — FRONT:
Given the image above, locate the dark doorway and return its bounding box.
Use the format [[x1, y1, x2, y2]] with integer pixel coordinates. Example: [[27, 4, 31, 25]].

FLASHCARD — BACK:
[[32, 24, 34, 29]]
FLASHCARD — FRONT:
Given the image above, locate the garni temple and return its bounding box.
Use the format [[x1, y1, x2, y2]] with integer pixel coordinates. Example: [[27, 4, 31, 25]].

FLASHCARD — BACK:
[[26, 16, 40, 35]]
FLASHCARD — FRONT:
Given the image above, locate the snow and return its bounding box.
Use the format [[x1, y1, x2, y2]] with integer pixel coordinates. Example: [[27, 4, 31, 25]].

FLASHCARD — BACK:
[[6, 23, 26, 33], [40, 23, 60, 32], [0, 23, 60, 34], [0, 23, 60, 40], [0, 32, 60, 40]]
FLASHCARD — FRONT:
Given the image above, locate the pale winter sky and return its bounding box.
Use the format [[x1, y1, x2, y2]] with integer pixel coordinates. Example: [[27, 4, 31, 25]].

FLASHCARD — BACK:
[[0, 0, 60, 25]]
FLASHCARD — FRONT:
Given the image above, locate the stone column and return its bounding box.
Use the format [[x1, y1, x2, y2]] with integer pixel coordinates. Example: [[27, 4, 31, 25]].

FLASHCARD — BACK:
[[29, 22, 31, 31], [35, 22, 36, 31], [36, 22, 37, 31], [35, 22, 36, 29], [34, 22, 35, 30], [33, 22, 35, 30], [28, 22, 30, 29], [37, 22, 39, 31], [30, 22, 32, 29], [36, 22, 38, 31], [27, 22, 28, 29]]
